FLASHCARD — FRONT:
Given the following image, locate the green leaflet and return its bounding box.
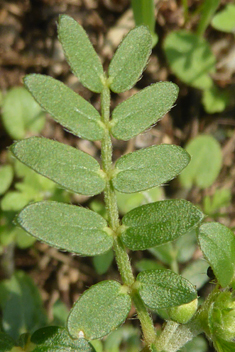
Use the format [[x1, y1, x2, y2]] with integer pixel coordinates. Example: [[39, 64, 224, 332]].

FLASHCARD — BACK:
[[121, 200, 204, 250], [108, 26, 152, 93], [110, 82, 178, 140], [137, 269, 197, 309], [67, 280, 131, 340], [17, 201, 113, 256], [24, 74, 104, 141], [164, 31, 216, 90], [31, 326, 95, 352], [198, 222, 235, 288], [112, 145, 190, 193], [58, 15, 104, 93], [11, 137, 105, 196]]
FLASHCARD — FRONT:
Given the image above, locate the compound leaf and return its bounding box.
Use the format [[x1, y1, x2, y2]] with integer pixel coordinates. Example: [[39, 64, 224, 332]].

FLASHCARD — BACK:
[[58, 15, 104, 93], [108, 26, 152, 93], [121, 200, 204, 250], [67, 281, 131, 340], [24, 74, 104, 141], [198, 222, 235, 288], [113, 145, 189, 193], [164, 31, 216, 89], [11, 137, 105, 196], [137, 269, 197, 309], [17, 201, 113, 256], [31, 326, 95, 352], [110, 82, 178, 140], [179, 135, 222, 189]]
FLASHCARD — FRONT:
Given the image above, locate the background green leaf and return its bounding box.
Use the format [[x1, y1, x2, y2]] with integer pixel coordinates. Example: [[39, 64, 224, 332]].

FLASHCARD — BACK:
[[67, 281, 131, 340], [110, 83, 178, 140], [0, 332, 15, 351], [198, 222, 235, 288], [11, 137, 106, 196], [108, 26, 152, 93], [1, 87, 45, 139], [93, 249, 114, 275], [17, 201, 113, 256], [116, 186, 163, 215], [164, 31, 216, 89], [179, 135, 222, 189], [131, 0, 158, 47], [121, 200, 204, 250], [202, 85, 229, 114], [0, 271, 47, 340], [181, 259, 209, 290], [31, 326, 95, 352], [179, 336, 208, 352], [0, 165, 13, 195], [137, 269, 197, 309], [113, 145, 189, 193], [212, 4, 235, 33], [24, 74, 104, 141], [58, 15, 104, 93]]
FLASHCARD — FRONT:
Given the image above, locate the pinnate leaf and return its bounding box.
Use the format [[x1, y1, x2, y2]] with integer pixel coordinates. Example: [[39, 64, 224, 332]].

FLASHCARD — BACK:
[[58, 15, 104, 93], [24, 74, 104, 141], [67, 280, 131, 340], [31, 326, 95, 352], [11, 137, 105, 196], [110, 82, 178, 140], [17, 201, 113, 256], [137, 269, 197, 309], [113, 145, 189, 193], [198, 222, 235, 288], [108, 26, 152, 93], [121, 200, 204, 250]]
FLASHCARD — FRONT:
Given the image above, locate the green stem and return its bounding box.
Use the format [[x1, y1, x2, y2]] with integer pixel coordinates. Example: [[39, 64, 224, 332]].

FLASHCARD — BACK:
[[131, 289, 156, 348], [181, 0, 188, 23], [196, 0, 220, 37], [100, 84, 134, 285], [155, 319, 203, 352], [100, 82, 156, 349]]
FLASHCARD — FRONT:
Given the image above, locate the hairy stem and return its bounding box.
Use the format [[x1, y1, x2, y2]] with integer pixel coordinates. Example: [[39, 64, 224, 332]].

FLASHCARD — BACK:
[[155, 319, 203, 352], [100, 82, 156, 349]]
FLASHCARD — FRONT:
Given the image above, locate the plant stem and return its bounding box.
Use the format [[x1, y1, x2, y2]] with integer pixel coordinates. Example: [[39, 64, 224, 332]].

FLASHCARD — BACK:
[[155, 319, 203, 352], [100, 83, 156, 350], [131, 289, 156, 347], [100, 84, 134, 285]]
